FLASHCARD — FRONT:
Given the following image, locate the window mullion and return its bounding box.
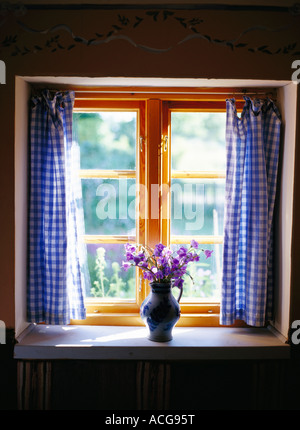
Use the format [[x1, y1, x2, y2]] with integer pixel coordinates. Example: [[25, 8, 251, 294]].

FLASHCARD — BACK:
[[161, 101, 171, 246], [146, 99, 162, 249]]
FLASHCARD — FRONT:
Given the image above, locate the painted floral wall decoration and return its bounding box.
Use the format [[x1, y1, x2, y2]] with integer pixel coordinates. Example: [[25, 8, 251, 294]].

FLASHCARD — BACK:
[[0, 2, 300, 58]]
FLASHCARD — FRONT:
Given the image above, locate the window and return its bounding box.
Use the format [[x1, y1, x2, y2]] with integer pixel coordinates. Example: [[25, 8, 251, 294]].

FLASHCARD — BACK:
[[167, 107, 225, 301], [73, 100, 146, 325], [72, 88, 242, 326], [13, 77, 295, 339]]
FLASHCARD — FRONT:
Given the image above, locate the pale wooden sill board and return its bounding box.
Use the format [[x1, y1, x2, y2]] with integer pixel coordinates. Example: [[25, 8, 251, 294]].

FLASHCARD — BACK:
[[14, 324, 290, 361]]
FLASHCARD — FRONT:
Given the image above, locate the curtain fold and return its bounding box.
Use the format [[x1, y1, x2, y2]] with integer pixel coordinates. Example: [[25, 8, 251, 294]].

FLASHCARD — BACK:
[[27, 90, 89, 324], [220, 97, 281, 327]]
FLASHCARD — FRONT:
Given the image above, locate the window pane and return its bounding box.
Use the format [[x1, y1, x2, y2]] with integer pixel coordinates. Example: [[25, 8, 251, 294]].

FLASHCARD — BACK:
[[82, 178, 136, 235], [171, 243, 222, 301], [86, 243, 136, 299], [171, 112, 226, 171], [171, 178, 225, 236], [73, 111, 136, 170]]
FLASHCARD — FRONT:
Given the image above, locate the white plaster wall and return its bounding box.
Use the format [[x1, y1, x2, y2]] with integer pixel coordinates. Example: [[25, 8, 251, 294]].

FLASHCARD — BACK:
[[15, 76, 31, 337], [274, 83, 297, 338]]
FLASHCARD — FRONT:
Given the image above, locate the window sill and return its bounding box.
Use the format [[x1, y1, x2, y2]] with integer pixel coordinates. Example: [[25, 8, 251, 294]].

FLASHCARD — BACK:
[[14, 324, 290, 361]]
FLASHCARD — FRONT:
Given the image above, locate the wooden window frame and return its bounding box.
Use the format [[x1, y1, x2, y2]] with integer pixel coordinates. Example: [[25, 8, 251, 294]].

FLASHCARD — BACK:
[[73, 100, 146, 326], [71, 86, 263, 327]]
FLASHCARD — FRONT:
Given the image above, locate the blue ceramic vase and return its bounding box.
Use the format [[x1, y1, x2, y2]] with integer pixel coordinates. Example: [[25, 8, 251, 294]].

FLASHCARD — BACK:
[[140, 282, 182, 342]]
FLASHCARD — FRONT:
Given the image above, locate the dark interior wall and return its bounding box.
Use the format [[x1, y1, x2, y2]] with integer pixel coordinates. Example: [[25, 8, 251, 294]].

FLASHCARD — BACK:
[[3, 4, 300, 79], [0, 3, 300, 410], [13, 355, 300, 411], [1, 2, 300, 328]]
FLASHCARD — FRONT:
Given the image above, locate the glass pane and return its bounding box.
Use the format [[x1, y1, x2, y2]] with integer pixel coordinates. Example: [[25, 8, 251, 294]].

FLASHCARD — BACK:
[[82, 178, 136, 235], [171, 112, 226, 171], [73, 111, 136, 170], [86, 244, 136, 299], [171, 243, 222, 301], [171, 178, 225, 236]]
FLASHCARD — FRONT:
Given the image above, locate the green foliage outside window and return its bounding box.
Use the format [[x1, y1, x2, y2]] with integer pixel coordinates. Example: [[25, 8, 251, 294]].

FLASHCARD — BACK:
[[73, 111, 226, 300]]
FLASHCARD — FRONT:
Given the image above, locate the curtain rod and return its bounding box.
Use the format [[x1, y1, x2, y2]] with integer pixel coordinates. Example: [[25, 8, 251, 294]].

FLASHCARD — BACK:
[[71, 87, 276, 94], [32, 86, 277, 100]]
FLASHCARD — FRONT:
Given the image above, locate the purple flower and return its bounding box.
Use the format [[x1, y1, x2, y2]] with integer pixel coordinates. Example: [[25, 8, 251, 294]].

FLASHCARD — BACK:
[[190, 240, 199, 249], [173, 267, 186, 278], [139, 261, 149, 269], [131, 251, 145, 265], [124, 243, 137, 262], [122, 261, 132, 272], [162, 247, 172, 258], [173, 278, 184, 288], [184, 253, 194, 263], [133, 256, 141, 265], [177, 247, 187, 258], [153, 243, 166, 257], [162, 266, 171, 277], [125, 252, 134, 261], [157, 256, 167, 266], [125, 243, 136, 253], [192, 253, 200, 262], [143, 271, 154, 281], [204, 249, 213, 259], [156, 270, 164, 279]]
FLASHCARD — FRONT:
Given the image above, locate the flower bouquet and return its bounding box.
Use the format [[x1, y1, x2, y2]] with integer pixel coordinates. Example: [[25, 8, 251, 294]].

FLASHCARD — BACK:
[[122, 241, 213, 341], [122, 240, 213, 293]]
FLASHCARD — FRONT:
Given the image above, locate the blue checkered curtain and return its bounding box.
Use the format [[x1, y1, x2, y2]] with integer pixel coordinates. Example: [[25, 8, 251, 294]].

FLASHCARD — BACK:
[[220, 97, 281, 327], [27, 90, 89, 324]]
